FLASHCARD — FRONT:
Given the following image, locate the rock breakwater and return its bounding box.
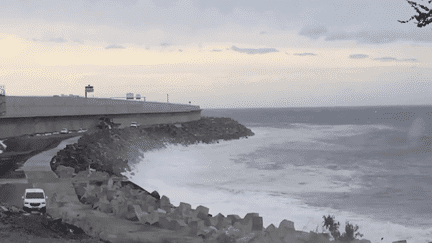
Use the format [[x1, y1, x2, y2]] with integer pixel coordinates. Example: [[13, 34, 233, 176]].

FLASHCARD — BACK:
[[50, 116, 255, 177]]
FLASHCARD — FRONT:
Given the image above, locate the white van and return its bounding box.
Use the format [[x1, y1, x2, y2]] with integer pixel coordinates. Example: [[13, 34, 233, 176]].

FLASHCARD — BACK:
[[130, 122, 139, 128], [22, 188, 47, 213]]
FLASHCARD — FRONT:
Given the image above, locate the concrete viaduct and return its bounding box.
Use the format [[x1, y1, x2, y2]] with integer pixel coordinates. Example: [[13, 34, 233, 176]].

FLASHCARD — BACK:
[[0, 96, 202, 139]]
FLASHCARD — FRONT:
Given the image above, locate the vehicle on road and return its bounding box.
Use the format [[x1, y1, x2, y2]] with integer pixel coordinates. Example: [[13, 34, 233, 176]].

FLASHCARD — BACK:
[[44, 132, 52, 136], [78, 128, 87, 133], [52, 132, 59, 135], [130, 122, 139, 128], [35, 134, 41, 137], [60, 128, 68, 134], [22, 188, 47, 213]]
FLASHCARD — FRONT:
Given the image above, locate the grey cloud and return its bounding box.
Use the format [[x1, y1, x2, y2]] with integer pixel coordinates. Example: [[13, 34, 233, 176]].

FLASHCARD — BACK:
[[402, 58, 418, 62], [325, 32, 350, 41], [298, 26, 328, 39], [260, 31, 267, 35], [374, 57, 397, 61], [373, 57, 418, 62], [160, 43, 171, 47], [349, 54, 369, 59], [179, 49, 182, 52], [49, 37, 67, 43], [211, 49, 222, 52], [231, 46, 279, 54], [293, 53, 316, 56], [321, 28, 432, 44], [105, 44, 125, 49]]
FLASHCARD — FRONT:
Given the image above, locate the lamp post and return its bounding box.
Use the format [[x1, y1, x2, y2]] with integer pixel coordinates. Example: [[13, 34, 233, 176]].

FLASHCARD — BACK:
[[85, 85, 94, 98]]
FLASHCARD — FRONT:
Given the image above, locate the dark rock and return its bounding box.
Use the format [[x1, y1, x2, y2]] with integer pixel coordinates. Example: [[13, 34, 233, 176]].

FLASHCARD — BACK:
[[80, 195, 99, 205], [150, 191, 160, 200]]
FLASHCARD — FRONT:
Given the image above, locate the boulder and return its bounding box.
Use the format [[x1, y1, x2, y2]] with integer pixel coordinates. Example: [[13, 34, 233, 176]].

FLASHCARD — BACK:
[[175, 202, 192, 217], [56, 165, 75, 178], [145, 195, 158, 208], [160, 195, 171, 212], [198, 226, 218, 240], [132, 204, 149, 223], [251, 216, 263, 231], [242, 212, 259, 225], [144, 209, 159, 225], [227, 214, 242, 225], [209, 213, 226, 229], [194, 205, 209, 221], [188, 220, 199, 236], [277, 219, 295, 239], [81, 195, 99, 205], [158, 215, 172, 229], [169, 218, 188, 231], [150, 190, 160, 200], [265, 224, 277, 232]]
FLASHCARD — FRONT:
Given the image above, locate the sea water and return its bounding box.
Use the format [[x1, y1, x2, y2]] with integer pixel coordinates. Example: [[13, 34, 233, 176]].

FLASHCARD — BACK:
[[124, 106, 432, 243]]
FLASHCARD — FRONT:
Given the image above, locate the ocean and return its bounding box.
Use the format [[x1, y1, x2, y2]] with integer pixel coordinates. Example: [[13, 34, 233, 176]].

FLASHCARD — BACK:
[[124, 106, 432, 243]]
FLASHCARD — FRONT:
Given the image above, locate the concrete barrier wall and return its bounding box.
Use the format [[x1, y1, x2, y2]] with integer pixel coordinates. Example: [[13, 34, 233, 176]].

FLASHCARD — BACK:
[[111, 110, 202, 127], [2, 96, 200, 118], [0, 110, 202, 139]]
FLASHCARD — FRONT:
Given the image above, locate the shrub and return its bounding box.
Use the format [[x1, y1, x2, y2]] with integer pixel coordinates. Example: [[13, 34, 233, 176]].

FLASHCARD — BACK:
[[322, 215, 363, 242]]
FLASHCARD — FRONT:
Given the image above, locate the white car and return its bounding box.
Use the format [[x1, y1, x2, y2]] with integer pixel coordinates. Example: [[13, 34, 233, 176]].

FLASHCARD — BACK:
[[78, 128, 87, 133], [53, 132, 59, 135], [35, 134, 41, 137], [22, 188, 47, 213], [60, 128, 68, 134], [130, 122, 139, 128], [44, 132, 52, 136]]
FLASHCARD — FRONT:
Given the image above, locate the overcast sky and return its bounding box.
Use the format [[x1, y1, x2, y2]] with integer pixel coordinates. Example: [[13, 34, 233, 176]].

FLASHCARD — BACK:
[[1, 0, 432, 108]]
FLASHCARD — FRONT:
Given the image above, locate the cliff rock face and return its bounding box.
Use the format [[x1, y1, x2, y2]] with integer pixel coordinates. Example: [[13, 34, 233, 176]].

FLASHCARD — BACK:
[[51, 117, 254, 177]]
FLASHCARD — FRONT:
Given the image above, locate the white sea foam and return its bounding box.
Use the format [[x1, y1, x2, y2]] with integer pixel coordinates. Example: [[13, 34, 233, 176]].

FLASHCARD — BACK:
[[124, 125, 432, 243]]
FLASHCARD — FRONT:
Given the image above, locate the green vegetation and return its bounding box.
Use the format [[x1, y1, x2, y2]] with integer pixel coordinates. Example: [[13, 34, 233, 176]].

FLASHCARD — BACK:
[[322, 215, 364, 242]]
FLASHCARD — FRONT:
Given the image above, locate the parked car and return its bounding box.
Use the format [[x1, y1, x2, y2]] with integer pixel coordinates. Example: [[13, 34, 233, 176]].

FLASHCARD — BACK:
[[44, 132, 52, 136], [130, 122, 139, 128], [52, 132, 59, 135], [35, 134, 41, 137], [22, 188, 47, 213], [77, 128, 87, 133], [60, 128, 68, 134]]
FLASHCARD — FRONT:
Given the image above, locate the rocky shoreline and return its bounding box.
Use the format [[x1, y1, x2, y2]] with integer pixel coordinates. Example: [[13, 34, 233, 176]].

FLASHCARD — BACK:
[[49, 116, 371, 243]]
